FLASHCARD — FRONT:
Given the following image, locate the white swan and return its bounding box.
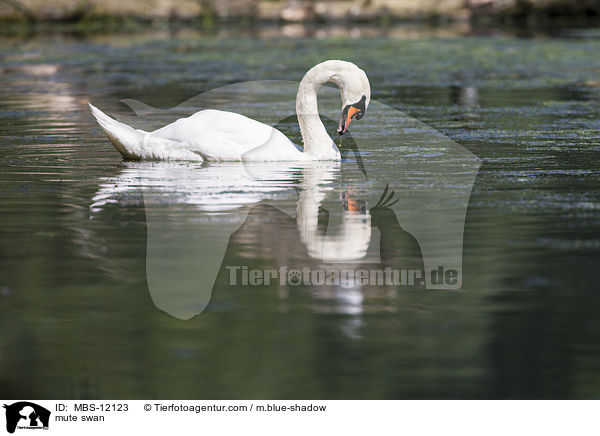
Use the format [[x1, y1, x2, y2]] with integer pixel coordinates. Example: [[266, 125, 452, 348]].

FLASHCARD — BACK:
[[89, 60, 371, 161]]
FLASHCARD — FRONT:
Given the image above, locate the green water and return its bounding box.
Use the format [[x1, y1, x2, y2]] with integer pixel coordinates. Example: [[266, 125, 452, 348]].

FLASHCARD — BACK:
[[1, 26, 600, 399]]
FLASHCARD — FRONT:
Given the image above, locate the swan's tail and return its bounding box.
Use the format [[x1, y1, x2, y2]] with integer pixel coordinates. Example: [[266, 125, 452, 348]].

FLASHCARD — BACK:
[[89, 103, 145, 159]]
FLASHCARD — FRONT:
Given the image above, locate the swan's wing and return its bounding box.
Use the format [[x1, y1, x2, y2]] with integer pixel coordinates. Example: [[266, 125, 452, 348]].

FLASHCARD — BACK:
[[151, 109, 276, 160]]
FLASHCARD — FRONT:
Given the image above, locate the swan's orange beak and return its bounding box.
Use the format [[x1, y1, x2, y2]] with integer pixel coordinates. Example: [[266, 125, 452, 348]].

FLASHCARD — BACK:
[[338, 105, 363, 135]]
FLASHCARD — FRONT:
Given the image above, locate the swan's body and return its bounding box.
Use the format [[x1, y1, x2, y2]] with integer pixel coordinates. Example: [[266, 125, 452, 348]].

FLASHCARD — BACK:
[[89, 60, 370, 161]]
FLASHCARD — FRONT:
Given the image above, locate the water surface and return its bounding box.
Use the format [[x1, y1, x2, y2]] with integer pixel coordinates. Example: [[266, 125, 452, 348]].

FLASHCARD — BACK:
[[1, 26, 600, 399]]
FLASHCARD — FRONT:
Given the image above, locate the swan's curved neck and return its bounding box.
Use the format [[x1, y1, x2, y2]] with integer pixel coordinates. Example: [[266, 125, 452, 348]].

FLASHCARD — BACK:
[[296, 65, 341, 160]]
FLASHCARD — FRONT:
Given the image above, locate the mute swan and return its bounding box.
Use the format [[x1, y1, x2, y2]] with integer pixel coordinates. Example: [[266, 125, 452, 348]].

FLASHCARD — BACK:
[[89, 60, 370, 161]]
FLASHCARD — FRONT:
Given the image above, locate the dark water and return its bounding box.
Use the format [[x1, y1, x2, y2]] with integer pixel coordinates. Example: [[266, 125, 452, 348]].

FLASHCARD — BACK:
[[1, 26, 600, 399]]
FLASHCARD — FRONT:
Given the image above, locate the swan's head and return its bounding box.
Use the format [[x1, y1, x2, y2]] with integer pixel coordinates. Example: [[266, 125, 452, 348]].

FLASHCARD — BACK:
[[298, 60, 371, 138], [331, 61, 371, 135]]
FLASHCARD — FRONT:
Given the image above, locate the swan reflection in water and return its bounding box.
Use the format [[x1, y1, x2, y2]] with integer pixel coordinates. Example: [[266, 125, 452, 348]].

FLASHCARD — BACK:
[[87, 159, 425, 331]]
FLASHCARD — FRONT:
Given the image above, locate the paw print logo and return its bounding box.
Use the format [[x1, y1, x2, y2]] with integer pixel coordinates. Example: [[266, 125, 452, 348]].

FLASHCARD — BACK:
[[287, 269, 302, 286]]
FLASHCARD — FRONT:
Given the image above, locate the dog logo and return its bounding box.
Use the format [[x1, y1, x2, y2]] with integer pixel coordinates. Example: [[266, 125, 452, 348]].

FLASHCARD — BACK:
[[3, 402, 50, 433]]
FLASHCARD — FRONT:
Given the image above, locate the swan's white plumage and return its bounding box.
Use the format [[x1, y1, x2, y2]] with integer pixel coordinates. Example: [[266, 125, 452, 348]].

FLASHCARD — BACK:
[[90, 60, 370, 161]]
